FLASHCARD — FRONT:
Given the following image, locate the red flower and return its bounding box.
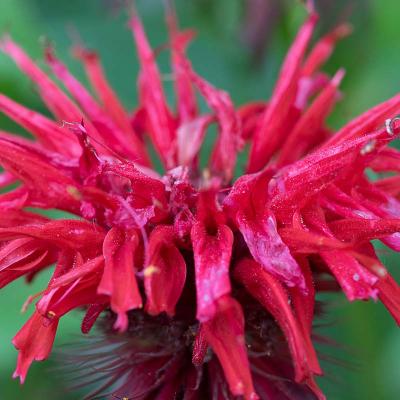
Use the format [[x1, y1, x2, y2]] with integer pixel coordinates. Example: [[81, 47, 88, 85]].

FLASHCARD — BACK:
[[1, 4, 400, 399]]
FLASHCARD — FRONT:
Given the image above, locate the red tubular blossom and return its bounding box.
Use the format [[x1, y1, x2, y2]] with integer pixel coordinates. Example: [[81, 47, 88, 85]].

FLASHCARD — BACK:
[[184, 62, 241, 182], [324, 92, 400, 148], [144, 226, 186, 316], [225, 173, 307, 291], [0, 37, 82, 122], [329, 218, 400, 243], [129, 14, 176, 169], [247, 12, 318, 172], [166, 7, 197, 124], [277, 69, 345, 166], [191, 203, 233, 321], [0, 94, 80, 156], [0, 4, 400, 399], [376, 273, 400, 326], [81, 303, 107, 334], [73, 47, 141, 136], [98, 228, 142, 331], [0, 238, 53, 289], [235, 259, 321, 385], [288, 257, 318, 365], [0, 220, 104, 251], [321, 251, 378, 301], [302, 23, 352, 77], [12, 311, 58, 384], [202, 296, 257, 400]]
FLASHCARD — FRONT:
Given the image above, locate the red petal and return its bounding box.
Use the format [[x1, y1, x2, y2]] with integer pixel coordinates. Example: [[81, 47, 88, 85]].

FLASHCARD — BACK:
[[322, 184, 400, 250], [192, 326, 208, 366], [0, 187, 29, 210], [375, 175, 400, 197], [0, 237, 50, 273], [225, 174, 306, 290], [184, 64, 241, 182], [302, 23, 352, 76], [247, 13, 318, 172], [46, 49, 150, 165], [12, 311, 58, 383], [0, 94, 80, 156], [329, 218, 400, 243], [237, 101, 267, 142], [98, 228, 142, 331], [235, 258, 320, 382], [324, 92, 400, 148], [38, 274, 106, 323], [1, 37, 83, 122], [49, 255, 104, 290], [370, 147, 400, 173], [0, 220, 105, 252], [81, 303, 107, 334], [0, 170, 15, 188], [376, 273, 400, 326], [239, 211, 306, 290], [144, 225, 186, 316], [279, 227, 347, 253], [73, 47, 140, 136], [166, 9, 197, 124], [0, 209, 48, 227], [202, 295, 257, 400], [270, 125, 399, 217], [321, 251, 378, 301], [0, 138, 81, 212], [177, 114, 213, 166], [0, 240, 51, 289], [277, 69, 344, 165], [289, 256, 317, 345], [353, 242, 400, 324], [191, 221, 233, 321], [129, 14, 176, 169]]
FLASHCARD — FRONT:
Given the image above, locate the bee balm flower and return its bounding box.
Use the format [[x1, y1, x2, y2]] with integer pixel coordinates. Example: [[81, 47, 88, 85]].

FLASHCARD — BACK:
[[1, 5, 400, 400]]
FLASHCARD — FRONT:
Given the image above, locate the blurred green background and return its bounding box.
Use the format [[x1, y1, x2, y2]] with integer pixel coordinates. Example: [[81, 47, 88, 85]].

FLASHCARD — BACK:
[[0, 0, 399, 398]]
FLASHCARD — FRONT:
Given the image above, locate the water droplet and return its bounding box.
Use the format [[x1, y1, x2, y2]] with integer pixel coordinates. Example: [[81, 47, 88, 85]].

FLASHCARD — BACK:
[[353, 273, 360, 281], [360, 139, 376, 155], [385, 117, 400, 136]]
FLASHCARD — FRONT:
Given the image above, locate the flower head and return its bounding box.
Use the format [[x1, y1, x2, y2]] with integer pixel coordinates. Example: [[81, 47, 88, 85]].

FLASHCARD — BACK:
[[1, 3, 400, 400]]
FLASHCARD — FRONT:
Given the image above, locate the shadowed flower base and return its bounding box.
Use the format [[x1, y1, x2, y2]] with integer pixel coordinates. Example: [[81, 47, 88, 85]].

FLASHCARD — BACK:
[[65, 302, 318, 400]]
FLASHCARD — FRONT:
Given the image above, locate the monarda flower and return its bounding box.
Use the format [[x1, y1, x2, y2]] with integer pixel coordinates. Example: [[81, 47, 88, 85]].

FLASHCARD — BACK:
[[0, 3, 400, 400]]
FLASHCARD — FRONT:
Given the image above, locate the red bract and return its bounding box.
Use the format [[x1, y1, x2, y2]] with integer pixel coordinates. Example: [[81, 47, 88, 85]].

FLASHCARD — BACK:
[[1, 4, 400, 400]]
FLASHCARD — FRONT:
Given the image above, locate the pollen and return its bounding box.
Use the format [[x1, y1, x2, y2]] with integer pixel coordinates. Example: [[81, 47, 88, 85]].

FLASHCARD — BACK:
[[46, 311, 56, 319], [143, 265, 161, 277], [66, 185, 82, 200]]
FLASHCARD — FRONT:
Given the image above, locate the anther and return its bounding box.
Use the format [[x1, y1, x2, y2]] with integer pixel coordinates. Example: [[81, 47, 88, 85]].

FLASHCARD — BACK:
[[143, 265, 160, 277]]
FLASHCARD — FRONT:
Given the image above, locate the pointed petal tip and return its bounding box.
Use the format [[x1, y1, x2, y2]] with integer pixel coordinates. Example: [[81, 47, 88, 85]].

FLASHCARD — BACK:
[[113, 312, 129, 332], [0, 33, 11, 49], [304, 0, 317, 15], [12, 370, 25, 385], [333, 68, 346, 86], [335, 23, 353, 39], [71, 45, 97, 62]]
